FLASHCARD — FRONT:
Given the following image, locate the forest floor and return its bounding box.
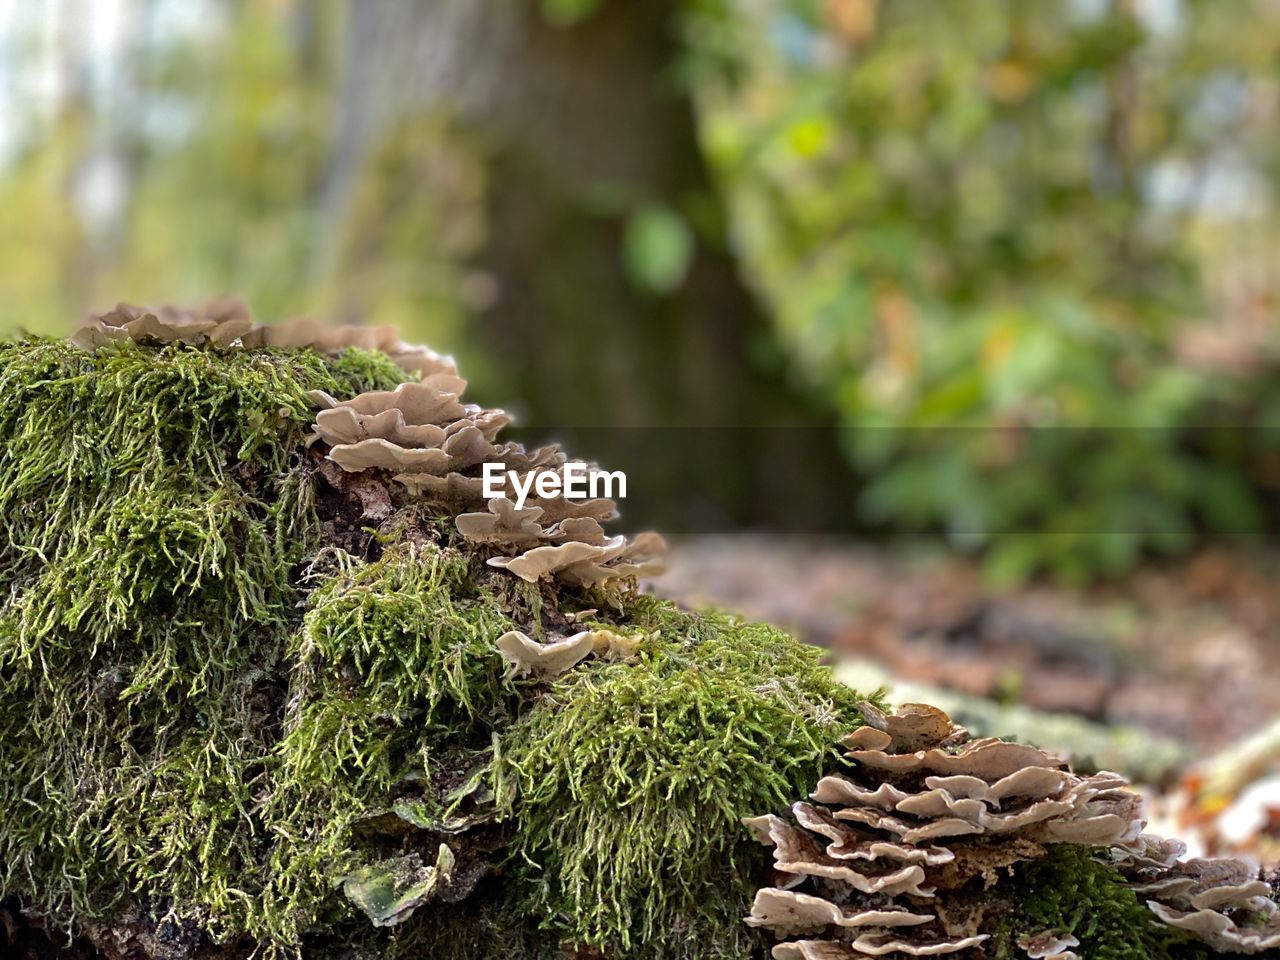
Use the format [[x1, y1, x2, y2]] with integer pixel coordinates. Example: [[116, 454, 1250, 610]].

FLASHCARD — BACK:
[[653, 537, 1280, 865]]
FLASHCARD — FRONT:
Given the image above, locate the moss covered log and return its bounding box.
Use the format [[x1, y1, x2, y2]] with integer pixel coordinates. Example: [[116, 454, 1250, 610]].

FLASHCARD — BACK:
[[2, 322, 1276, 960], [0, 332, 871, 957]]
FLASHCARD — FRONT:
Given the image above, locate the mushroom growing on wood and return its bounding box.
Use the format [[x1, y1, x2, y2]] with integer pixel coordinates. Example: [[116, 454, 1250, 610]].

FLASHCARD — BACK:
[[494, 627, 643, 678], [246, 316, 459, 379], [745, 702, 1146, 958], [71, 299, 254, 350], [495, 630, 598, 678], [71, 300, 460, 382], [1111, 838, 1280, 953], [1017, 931, 1079, 960], [302, 348, 664, 588]]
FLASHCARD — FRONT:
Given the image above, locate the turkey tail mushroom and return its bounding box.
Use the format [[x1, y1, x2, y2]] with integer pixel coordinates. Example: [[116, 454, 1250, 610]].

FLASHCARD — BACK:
[[1111, 839, 1280, 953], [71, 298, 253, 350], [744, 702, 1146, 958], [247, 316, 459, 378], [301, 346, 664, 590], [1017, 932, 1079, 960], [746, 701, 1280, 957], [493, 628, 643, 678], [72, 300, 459, 381]]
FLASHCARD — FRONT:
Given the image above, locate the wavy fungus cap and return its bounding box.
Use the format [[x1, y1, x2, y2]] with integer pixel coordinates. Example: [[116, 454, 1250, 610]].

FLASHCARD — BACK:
[[71, 300, 458, 380], [302, 349, 665, 590], [745, 702, 1147, 958], [745, 701, 1280, 958], [71, 298, 254, 350], [493, 627, 643, 678], [1017, 931, 1080, 960], [1112, 839, 1280, 953]]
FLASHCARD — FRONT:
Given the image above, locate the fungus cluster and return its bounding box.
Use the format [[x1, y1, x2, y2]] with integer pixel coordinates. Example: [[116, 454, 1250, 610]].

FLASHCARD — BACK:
[[307, 359, 665, 591], [72, 299, 667, 592], [745, 702, 1280, 958], [1109, 836, 1280, 953], [71, 298, 457, 377], [744, 702, 1142, 958]]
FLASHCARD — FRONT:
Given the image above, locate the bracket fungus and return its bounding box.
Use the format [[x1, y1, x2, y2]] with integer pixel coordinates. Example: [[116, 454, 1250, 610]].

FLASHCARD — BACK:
[[495, 629, 598, 678], [1016, 932, 1079, 960], [494, 627, 644, 678], [254, 317, 459, 379], [1111, 838, 1280, 953], [70, 298, 254, 350], [744, 702, 1147, 957], [456, 498, 549, 546], [745, 702, 1280, 959], [304, 354, 666, 590], [70, 299, 458, 380]]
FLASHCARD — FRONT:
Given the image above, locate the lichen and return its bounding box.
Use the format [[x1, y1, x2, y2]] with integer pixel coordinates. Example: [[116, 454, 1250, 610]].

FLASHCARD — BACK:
[[495, 602, 877, 959]]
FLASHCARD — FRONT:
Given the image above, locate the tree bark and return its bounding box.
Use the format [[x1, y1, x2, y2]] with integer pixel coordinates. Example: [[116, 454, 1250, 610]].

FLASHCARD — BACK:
[[324, 0, 853, 529]]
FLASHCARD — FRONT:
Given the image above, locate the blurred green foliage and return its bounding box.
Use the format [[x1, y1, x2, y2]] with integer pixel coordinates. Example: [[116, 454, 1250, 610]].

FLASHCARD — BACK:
[[623, 203, 696, 295], [0, 2, 481, 365], [694, 0, 1280, 581], [1, 0, 1279, 582], [541, 0, 607, 28], [0, 3, 331, 331]]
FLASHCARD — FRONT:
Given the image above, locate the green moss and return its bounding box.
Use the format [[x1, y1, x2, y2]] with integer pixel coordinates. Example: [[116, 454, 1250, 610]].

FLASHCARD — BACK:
[[495, 602, 875, 959], [328, 882, 559, 960], [284, 543, 515, 787], [0, 338, 402, 611], [0, 338, 406, 948], [243, 543, 523, 948], [268, 543, 515, 866], [996, 846, 1210, 960]]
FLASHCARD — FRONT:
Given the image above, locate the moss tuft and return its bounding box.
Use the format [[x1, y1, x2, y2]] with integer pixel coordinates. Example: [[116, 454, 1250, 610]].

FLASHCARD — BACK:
[[285, 543, 515, 789], [495, 601, 876, 959], [996, 846, 1211, 960], [246, 542, 524, 948], [0, 338, 406, 948]]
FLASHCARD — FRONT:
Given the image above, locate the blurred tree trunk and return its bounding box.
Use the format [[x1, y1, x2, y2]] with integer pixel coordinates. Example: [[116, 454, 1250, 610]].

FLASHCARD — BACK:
[[324, 0, 852, 529]]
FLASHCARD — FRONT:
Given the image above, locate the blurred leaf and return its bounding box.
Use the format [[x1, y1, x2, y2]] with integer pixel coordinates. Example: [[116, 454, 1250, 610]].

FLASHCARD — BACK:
[[542, 0, 606, 28], [785, 116, 833, 159], [622, 204, 695, 295], [984, 537, 1049, 589], [694, 0, 1280, 582]]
